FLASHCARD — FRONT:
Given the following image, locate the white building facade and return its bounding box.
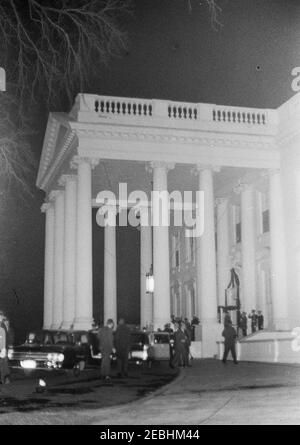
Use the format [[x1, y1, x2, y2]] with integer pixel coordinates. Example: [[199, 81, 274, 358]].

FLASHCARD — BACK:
[[37, 93, 300, 358]]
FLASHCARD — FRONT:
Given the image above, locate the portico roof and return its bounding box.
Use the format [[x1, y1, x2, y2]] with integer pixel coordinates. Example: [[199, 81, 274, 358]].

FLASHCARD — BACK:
[[37, 92, 297, 195]]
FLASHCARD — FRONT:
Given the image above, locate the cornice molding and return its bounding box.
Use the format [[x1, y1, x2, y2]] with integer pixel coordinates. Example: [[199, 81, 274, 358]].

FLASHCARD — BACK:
[[40, 129, 77, 192], [74, 126, 275, 151]]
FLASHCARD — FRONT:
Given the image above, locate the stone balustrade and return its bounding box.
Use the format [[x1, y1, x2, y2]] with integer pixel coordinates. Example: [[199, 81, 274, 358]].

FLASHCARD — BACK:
[[70, 93, 278, 133]]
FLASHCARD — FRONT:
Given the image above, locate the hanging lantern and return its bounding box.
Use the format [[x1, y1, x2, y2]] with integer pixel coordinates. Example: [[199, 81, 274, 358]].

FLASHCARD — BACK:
[[146, 266, 154, 294]]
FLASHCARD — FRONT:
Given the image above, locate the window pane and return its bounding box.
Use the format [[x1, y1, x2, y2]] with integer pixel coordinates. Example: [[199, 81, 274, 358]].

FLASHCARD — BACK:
[[262, 209, 270, 233]]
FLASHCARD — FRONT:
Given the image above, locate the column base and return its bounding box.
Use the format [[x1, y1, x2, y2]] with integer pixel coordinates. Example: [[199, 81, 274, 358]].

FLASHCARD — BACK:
[[61, 321, 73, 330], [198, 321, 223, 358], [43, 323, 52, 330], [73, 317, 93, 331], [51, 323, 62, 330]]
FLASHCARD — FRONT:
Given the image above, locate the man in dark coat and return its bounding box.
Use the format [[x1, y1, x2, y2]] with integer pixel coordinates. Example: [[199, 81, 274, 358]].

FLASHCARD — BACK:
[[248, 310, 258, 333], [97, 319, 114, 383], [223, 311, 232, 327], [183, 320, 193, 366], [257, 311, 264, 330], [239, 312, 248, 337], [222, 321, 238, 364], [114, 318, 131, 378], [170, 323, 188, 368]]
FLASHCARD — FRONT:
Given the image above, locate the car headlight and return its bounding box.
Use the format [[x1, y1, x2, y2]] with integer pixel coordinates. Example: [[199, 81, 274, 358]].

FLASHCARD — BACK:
[[47, 353, 64, 362], [7, 349, 13, 360]]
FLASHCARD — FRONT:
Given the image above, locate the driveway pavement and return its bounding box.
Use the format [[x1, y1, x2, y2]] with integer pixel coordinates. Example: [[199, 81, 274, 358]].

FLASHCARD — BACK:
[[1, 359, 300, 424], [91, 359, 300, 425]]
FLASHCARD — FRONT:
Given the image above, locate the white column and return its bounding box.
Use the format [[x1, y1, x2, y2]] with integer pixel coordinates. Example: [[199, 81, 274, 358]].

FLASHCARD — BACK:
[[151, 162, 174, 330], [140, 207, 153, 329], [51, 190, 65, 329], [216, 197, 230, 307], [241, 183, 256, 313], [269, 170, 289, 330], [104, 205, 117, 325], [41, 202, 55, 329], [60, 175, 77, 329], [195, 166, 222, 357], [72, 157, 97, 330]]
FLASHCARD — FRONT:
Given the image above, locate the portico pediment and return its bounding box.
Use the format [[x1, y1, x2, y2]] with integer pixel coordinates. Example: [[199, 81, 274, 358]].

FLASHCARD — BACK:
[[36, 113, 77, 192]]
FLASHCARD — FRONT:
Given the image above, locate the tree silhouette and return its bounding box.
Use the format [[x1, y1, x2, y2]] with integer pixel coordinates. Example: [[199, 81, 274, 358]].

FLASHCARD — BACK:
[[0, 0, 222, 191]]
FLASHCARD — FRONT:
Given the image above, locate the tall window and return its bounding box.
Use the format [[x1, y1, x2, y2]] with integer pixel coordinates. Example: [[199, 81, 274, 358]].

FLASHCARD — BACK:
[[261, 192, 270, 233], [234, 206, 241, 243], [172, 232, 180, 268], [185, 230, 195, 264]]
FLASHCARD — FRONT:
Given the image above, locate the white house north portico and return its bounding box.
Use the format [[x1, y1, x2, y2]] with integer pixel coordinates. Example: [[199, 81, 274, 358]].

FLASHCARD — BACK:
[[37, 93, 300, 359]]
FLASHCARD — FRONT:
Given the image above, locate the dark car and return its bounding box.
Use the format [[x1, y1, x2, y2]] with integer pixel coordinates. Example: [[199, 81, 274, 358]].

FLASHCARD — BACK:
[[129, 331, 174, 366], [7, 329, 101, 375]]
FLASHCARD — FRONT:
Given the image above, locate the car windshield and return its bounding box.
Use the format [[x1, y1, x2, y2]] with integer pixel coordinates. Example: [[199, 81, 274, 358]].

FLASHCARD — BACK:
[[26, 331, 44, 344], [154, 334, 170, 344], [53, 332, 69, 344], [130, 333, 149, 345]]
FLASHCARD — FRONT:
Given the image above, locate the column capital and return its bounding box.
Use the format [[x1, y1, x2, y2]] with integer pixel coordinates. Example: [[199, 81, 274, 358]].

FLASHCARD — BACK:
[[146, 161, 175, 174], [58, 174, 77, 187], [70, 155, 100, 170], [192, 164, 221, 176], [233, 180, 254, 195], [48, 189, 63, 202], [41, 202, 52, 213], [215, 197, 228, 207]]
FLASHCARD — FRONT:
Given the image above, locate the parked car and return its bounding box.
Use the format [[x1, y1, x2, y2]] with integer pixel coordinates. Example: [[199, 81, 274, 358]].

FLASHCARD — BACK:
[[7, 329, 103, 375], [129, 331, 174, 366]]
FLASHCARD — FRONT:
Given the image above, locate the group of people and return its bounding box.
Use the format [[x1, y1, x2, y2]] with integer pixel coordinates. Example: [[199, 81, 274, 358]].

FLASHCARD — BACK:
[[96, 318, 131, 385], [238, 310, 264, 336], [222, 309, 265, 364], [165, 316, 199, 369], [163, 315, 200, 339], [0, 311, 13, 385], [169, 320, 193, 369]]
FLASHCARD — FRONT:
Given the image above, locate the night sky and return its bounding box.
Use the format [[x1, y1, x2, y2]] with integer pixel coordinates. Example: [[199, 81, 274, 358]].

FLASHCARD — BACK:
[[1, 0, 300, 342]]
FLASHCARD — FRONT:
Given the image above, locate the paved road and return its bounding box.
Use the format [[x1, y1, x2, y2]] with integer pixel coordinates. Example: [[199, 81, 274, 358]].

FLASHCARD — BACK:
[[0, 362, 177, 424], [1, 360, 300, 424], [91, 360, 300, 425]]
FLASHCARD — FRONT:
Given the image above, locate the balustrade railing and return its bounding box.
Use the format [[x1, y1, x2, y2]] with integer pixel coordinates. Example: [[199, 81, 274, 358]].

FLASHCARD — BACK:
[[73, 94, 270, 126]]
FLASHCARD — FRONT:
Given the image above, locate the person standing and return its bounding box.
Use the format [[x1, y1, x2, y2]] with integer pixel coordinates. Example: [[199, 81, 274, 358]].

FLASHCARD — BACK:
[[257, 311, 264, 330], [239, 311, 248, 337], [223, 311, 232, 327], [114, 318, 131, 378], [248, 310, 258, 334], [222, 321, 238, 364], [183, 319, 193, 366], [0, 312, 10, 384], [191, 315, 199, 341], [97, 319, 114, 384], [170, 322, 188, 368]]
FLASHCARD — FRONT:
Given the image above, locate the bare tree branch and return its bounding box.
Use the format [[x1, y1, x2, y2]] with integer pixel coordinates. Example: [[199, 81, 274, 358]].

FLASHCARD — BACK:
[[0, 0, 132, 192], [0, 0, 223, 192]]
